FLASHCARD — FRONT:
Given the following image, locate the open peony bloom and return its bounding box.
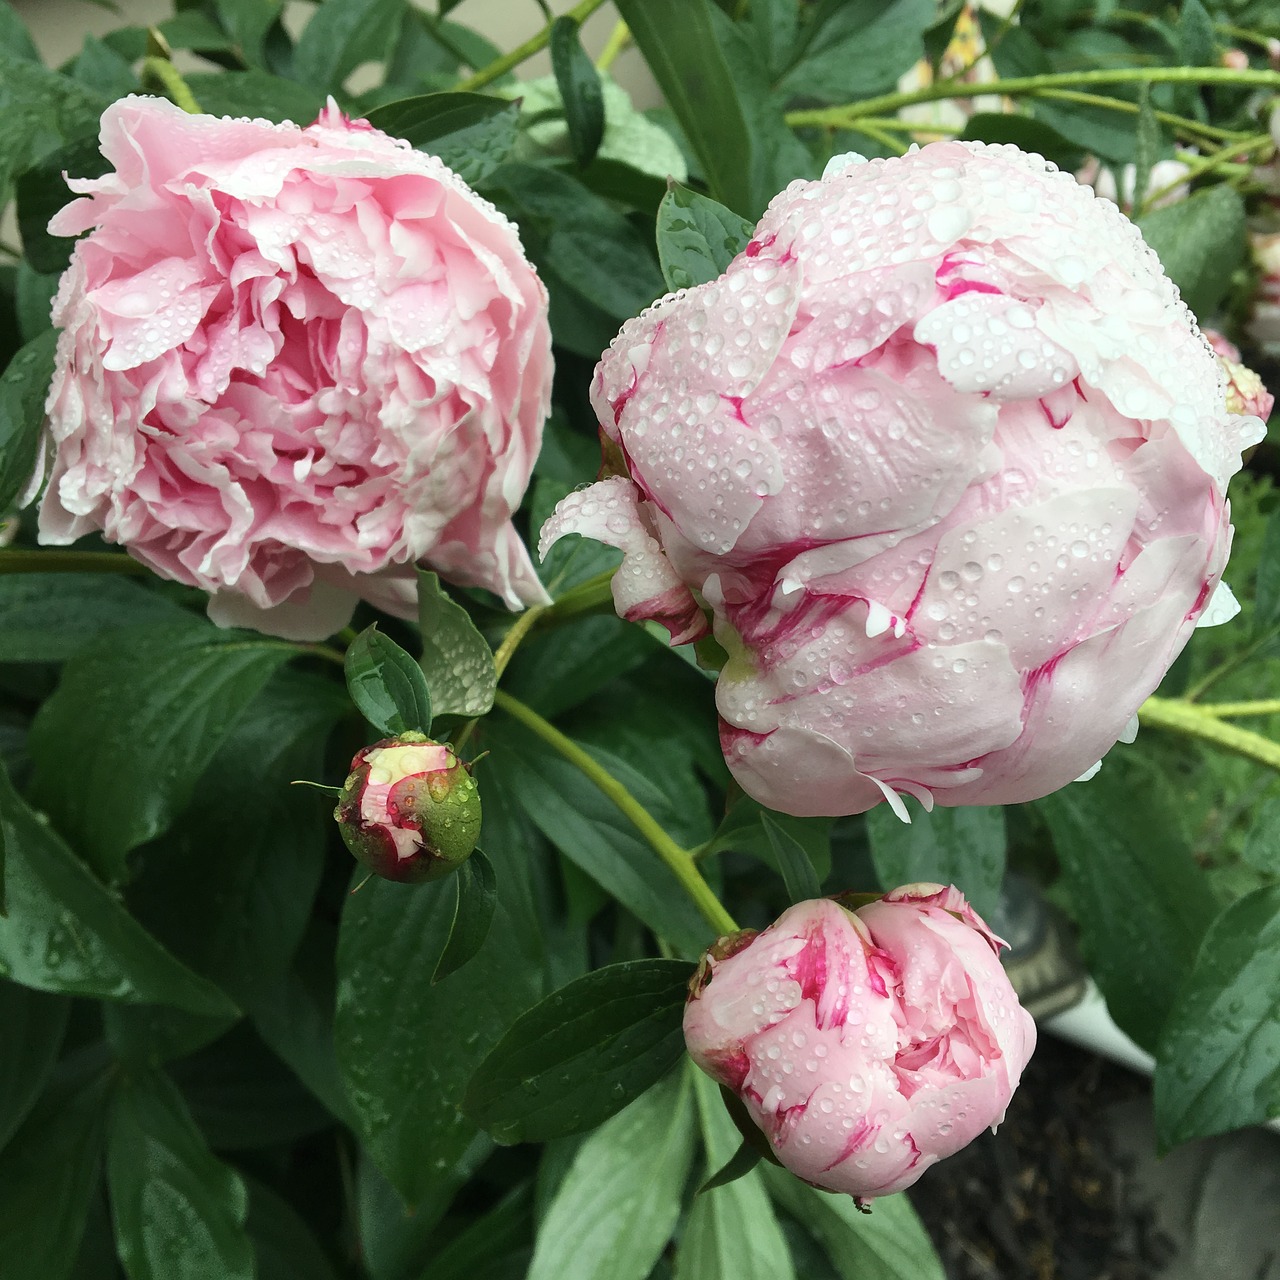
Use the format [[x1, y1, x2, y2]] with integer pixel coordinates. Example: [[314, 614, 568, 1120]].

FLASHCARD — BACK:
[[542, 141, 1264, 817], [683, 886, 1036, 1201], [38, 96, 553, 640]]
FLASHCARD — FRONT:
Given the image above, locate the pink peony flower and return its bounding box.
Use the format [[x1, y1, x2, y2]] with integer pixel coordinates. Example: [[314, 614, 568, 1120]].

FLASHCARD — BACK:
[[37, 96, 553, 640], [683, 886, 1036, 1201], [1203, 330, 1274, 422], [542, 142, 1263, 818]]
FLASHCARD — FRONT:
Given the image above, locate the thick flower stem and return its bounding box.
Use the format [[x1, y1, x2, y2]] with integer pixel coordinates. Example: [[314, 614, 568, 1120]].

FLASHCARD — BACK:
[[787, 66, 1280, 129], [1139, 696, 1280, 772], [493, 688, 739, 937], [0, 549, 150, 575], [455, 0, 612, 91], [140, 56, 202, 114], [491, 602, 548, 679], [536, 570, 616, 627], [1193, 699, 1280, 719]]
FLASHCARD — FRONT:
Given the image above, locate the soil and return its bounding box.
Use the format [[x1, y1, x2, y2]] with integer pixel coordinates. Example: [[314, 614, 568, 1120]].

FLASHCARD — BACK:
[[908, 1039, 1174, 1280]]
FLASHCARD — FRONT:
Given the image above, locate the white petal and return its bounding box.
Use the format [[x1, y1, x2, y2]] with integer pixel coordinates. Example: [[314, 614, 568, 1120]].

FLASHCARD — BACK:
[[1195, 580, 1241, 628]]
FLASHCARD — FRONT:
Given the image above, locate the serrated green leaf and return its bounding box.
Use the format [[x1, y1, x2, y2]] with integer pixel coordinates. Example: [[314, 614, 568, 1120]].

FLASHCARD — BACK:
[[291, 0, 405, 94], [761, 811, 823, 904], [417, 569, 497, 717], [765, 1165, 944, 1280], [433, 847, 497, 984], [107, 1069, 255, 1280], [526, 1069, 696, 1280], [0, 329, 56, 513], [0, 1067, 110, 1280], [0, 574, 197, 663], [0, 981, 68, 1151], [866, 803, 1006, 921], [336, 873, 540, 1202], [1136, 185, 1246, 319], [678, 1068, 795, 1280], [464, 958, 693, 1143], [0, 761, 238, 1015], [1039, 764, 1217, 1053], [1154, 885, 1280, 1149], [656, 183, 753, 291], [365, 92, 520, 183], [27, 625, 295, 881], [345, 624, 433, 736], [549, 17, 604, 167]]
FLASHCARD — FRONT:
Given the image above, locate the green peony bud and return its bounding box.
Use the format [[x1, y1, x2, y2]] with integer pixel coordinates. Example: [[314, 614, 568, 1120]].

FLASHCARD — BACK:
[[333, 732, 482, 884]]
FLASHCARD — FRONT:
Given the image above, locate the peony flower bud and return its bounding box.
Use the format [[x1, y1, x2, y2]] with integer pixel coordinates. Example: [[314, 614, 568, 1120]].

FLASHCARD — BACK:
[[1203, 330, 1274, 422], [334, 733, 481, 883], [37, 96, 553, 641], [542, 141, 1263, 818], [683, 886, 1036, 1201]]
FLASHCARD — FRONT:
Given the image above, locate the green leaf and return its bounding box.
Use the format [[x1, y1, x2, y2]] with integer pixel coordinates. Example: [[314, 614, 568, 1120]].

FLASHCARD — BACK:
[[549, 17, 604, 168], [245, 1176, 341, 1280], [155, 12, 237, 52], [697, 1139, 762, 1196], [0, 329, 56, 513], [0, 4, 41, 63], [705, 796, 832, 884], [0, 1068, 110, 1280], [485, 718, 711, 954], [959, 112, 1084, 173], [0, 981, 68, 1151], [14, 133, 109, 275], [365, 92, 521, 184], [1242, 795, 1280, 876], [26, 625, 294, 881], [1136, 185, 1246, 319], [1154, 885, 1280, 1148], [526, 1068, 696, 1280], [336, 873, 541, 1202], [291, 0, 405, 94], [1130, 86, 1160, 217], [765, 1165, 944, 1280], [0, 761, 238, 1016], [423, 1182, 533, 1280], [345, 624, 433, 736], [0, 575, 197, 663], [213, 0, 285, 69], [616, 0, 756, 216], [656, 183, 754, 291], [183, 70, 324, 124], [865, 803, 1006, 921], [417, 569, 497, 718], [464, 958, 693, 1144], [778, 0, 932, 105], [1254, 506, 1280, 637], [1177, 0, 1215, 66], [677, 1068, 795, 1280], [15, 260, 61, 344], [761, 811, 822, 904], [433, 847, 497, 984], [107, 1069, 254, 1280], [1039, 764, 1217, 1053]]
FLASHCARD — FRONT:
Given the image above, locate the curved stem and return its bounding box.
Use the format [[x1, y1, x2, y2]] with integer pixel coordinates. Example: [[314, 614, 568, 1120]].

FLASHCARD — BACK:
[[1139, 696, 1280, 772], [492, 602, 548, 679], [1193, 698, 1280, 719], [493, 689, 738, 937], [0, 549, 151, 576], [786, 65, 1280, 128], [535, 569, 617, 627], [455, 0, 612, 91]]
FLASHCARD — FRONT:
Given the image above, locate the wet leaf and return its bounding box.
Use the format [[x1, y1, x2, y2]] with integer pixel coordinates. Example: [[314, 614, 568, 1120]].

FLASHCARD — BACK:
[[417, 570, 497, 718]]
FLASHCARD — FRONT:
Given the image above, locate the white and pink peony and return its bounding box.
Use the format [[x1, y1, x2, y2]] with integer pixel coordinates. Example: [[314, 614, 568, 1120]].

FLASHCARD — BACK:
[[38, 96, 553, 640], [683, 886, 1036, 1201], [542, 141, 1263, 818]]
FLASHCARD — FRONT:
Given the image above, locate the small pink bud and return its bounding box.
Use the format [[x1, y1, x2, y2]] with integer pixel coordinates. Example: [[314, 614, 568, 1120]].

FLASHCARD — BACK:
[[1204, 329, 1275, 422], [683, 887, 1036, 1201], [334, 732, 481, 884]]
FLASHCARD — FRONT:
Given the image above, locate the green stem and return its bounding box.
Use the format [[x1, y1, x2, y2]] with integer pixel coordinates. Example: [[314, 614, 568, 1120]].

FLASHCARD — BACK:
[[455, 0, 612, 90], [0, 549, 150, 575], [849, 119, 909, 154], [786, 65, 1280, 128], [1139, 696, 1280, 772], [596, 18, 629, 71], [1133, 133, 1272, 218], [493, 689, 738, 937], [1033, 86, 1252, 142], [140, 56, 202, 114], [1194, 698, 1280, 719], [492, 602, 548, 679], [535, 570, 616, 628]]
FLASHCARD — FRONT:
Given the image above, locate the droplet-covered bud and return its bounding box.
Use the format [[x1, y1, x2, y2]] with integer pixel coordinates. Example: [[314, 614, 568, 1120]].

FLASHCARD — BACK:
[[334, 732, 481, 884]]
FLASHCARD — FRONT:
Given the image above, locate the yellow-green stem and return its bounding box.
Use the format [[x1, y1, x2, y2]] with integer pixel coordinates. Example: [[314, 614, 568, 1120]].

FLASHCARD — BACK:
[[535, 570, 617, 627], [0, 549, 150, 575], [596, 18, 629, 71], [786, 65, 1280, 128], [455, 0, 612, 91], [1033, 86, 1253, 142], [1139, 696, 1280, 772], [492, 602, 548, 679], [1133, 133, 1272, 217], [1194, 699, 1280, 719], [493, 688, 738, 936], [141, 56, 202, 113]]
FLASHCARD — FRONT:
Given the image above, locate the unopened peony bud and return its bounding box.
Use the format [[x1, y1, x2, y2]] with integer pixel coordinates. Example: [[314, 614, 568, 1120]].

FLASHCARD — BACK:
[[543, 141, 1263, 818], [334, 733, 481, 883], [683, 886, 1036, 1201], [1204, 330, 1274, 422]]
